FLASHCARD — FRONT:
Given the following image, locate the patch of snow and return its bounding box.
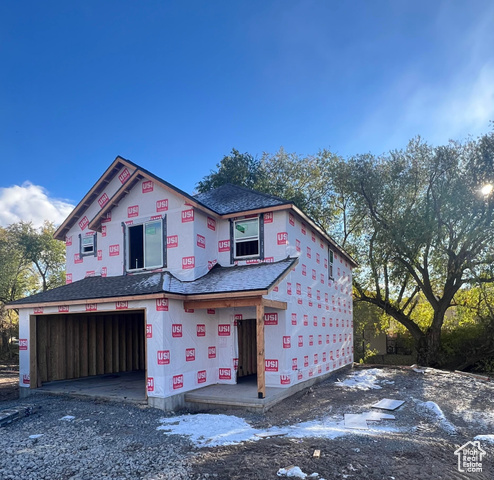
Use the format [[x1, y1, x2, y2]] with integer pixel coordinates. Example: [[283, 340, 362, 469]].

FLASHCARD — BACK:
[[59, 415, 75, 421], [277, 466, 307, 478], [29, 434, 44, 439], [474, 434, 494, 444], [416, 401, 457, 435], [158, 414, 261, 447], [336, 369, 387, 390]]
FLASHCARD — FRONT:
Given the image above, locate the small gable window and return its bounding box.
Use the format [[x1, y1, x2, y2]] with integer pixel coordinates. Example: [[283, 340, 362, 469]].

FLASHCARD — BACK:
[[233, 217, 260, 259], [79, 232, 97, 258], [127, 218, 166, 271]]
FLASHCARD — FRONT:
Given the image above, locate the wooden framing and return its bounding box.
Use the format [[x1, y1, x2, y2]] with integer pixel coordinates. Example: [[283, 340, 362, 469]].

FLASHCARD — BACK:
[[256, 303, 265, 398], [183, 297, 286, 311]]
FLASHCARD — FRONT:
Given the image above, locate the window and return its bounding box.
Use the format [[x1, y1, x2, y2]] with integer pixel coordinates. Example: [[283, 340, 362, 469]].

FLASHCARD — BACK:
[[127, 219, 165, 270], [233, 218, 260, 258], [79, 233, 97, 257], [328, 248, 334, 279]]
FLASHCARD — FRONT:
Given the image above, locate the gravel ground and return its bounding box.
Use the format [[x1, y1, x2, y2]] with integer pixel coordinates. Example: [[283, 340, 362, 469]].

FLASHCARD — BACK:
[[1, 365, 494, 479]]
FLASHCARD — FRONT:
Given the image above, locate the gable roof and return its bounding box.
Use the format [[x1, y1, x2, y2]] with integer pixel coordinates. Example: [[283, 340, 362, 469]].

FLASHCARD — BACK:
[[193, 184, 290, 215], [54, 156, 357, 267], [8, 257, 298, 307]]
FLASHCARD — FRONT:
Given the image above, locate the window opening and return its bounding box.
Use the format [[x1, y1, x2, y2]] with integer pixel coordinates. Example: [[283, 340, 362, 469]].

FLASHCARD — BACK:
[[128, 220, 163, 270], [234, 218, 259, 258]]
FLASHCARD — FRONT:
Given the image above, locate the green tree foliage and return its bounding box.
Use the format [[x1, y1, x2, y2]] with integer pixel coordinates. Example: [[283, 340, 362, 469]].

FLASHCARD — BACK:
[[347, 133, 494, 366]]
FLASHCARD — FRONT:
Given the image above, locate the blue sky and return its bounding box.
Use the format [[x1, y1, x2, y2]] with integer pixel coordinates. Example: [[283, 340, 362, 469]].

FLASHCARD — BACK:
[[1, 1, 494, 226]]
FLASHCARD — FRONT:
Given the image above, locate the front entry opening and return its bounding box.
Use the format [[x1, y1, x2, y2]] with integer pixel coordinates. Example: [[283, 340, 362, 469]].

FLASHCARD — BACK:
[[237, 318, 257, 379]]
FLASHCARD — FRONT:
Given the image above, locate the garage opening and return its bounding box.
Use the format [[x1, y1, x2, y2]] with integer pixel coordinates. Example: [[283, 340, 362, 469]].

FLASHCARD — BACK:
[[34, 310, 146, 390]]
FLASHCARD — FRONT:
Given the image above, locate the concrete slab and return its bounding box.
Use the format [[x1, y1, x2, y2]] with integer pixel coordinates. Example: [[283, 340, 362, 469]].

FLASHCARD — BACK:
[[36, 371, 146, 403]]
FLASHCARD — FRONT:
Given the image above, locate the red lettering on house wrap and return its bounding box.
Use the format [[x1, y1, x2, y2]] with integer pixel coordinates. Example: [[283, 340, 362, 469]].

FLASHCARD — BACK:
[[142, 180, 154, 193], [109, 244, 120, 256], [147, 377, 154, 392], [292, 358, 298, 370], [197, 324, 206, 336], [172, 324, 182, 338], [65, 236, 72, 246], [218, 240, 230, 252], [181, 209, 194, 223], [173, 374, 183, 390], [301, 223, 306, 235], [128, 205, 139, 218], [186, 348, 196, 362], [97, 250, 102, 261], [66, 273, 72, 284], [102, 211, 111, 223], [86, 303, 97, 312], [197, 370, 207, 383], [156, 298, 169, 311], [280, 375, 291, 385], [182, 256, 195, 269], [264, 212, 273, 223], [208, 346, 216, 358], [19, 339, 28, 350], [197, 234, 206, 249], [167, 235, 178, 248], [265, 359, 279, 372], [58, 305, 69, 313], [291, 313, 297, 325], [298, 335, 303, 347], [98, 193, 109, 208], [264, 313, 278, 325], [116, 301, 128, 310], [234, 314, 243, 321], [146, 324, 152, 338], [307, 246, 311, 258], [158, 350, 170, 365], [119, 168, 131, 184], [85, 270, 95, 278], [302, 264, 306, 276], [218, 324, 230, 336], [289, 214, 295, 226], [74, 254, 82, 264], [34, 306, 43, 314], [79, 216, 89, 230], [101, 267, 107, 278], [22, 374, 30, 385], [219, 368, 231, 380], [283, 336, 291, 348], [309, 335, 314, 346], [277, 232, 288, 245], [207, 217, 216, 231], [156, 199, 168, 212]]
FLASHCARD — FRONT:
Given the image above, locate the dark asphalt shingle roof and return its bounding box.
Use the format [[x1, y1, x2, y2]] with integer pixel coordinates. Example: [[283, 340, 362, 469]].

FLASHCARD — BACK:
[[193, 184, 290, 215], [9, 257, 297, 306]]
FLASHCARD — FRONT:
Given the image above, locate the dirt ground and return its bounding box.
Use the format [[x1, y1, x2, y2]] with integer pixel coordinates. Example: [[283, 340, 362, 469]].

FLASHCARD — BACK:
[[1, 365, 494, 479]]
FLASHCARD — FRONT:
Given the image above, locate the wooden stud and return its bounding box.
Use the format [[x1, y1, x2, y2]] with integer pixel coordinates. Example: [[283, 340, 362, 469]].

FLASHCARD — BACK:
[[29, 315, 38, 388], [80, 316, 89, 377], [256, 303, 265, 399]]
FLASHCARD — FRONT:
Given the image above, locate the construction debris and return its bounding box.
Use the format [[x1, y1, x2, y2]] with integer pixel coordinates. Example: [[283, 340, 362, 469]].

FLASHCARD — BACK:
[[372, 398, 405, 411]]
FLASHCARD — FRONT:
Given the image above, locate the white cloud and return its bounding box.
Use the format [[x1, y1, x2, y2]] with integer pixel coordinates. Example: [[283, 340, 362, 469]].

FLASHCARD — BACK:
[[0, 182, 74, 228]]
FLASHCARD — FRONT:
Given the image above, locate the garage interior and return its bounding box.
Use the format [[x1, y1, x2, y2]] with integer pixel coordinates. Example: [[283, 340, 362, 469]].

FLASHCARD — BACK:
[[31, 310, 146, 401]]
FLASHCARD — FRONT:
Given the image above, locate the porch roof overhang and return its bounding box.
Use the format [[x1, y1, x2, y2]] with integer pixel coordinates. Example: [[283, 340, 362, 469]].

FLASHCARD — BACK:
[[7, 257, 297, 310]]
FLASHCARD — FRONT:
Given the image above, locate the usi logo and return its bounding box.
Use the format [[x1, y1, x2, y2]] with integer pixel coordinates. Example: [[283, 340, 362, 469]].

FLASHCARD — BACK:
[[316, 253, 320, 264], [264, 212, 273, 223], [119, 168, 131, 184], [313, 316, 318, 326], [307, 286, 312, 298], [98, 193, 109, 208], [314, 354, 318, 364], [102, 226, 107, 237], [302, 264, 307, 276], [142, 180, 154, 193], [280, 375, 291, 385], [34, 307, 43, 314], [234, 358, 238, 370], [156, 298, 169, 311], [312, 269, 317, 280], [296, 283, 301, 295], [330, 351, 334, 360], [303, 315, 308, 326], [116, 301, 128, 310], [218, 324, 230, 336], [292, 358, 298, 370], [264, 313, 278, 325], [86, 303, 97, 312], [186, 348, 196, 362], [207, 216, 216, 231], [197, 370, 207, 384], [85, 270, 95, 278], [181, 209, 194, 223], [283, 336, 291, 348], [146, 324, 153, 338], [326, 334, 330, 344], [147, 377, 154, 392], [208, 346, 216, 358], [207, 309, 215, 315], [101, 267, 107, 278], [19, 339, 28, 350], [265, 359, 279, 372], [291, 313, 297, 325], [109, 244, 120, 256], [22, 374, 30, 385], [277, 232, 288, 245], [182, 256, 195, 269], [102, 211, 111, 223], [307, 247, 311, 258], [333, 334, 337, 343], [128, 205, 139, 218], [301, 223, 306, 235], [78, 216, 89, 230], [156, 199, 168, 212], [234, 314, 243, 321], [298, 335, 303, 347], [287, 283, 292, 295], [197, 234, 206, 248], [97, 250, 103, 261], [167, 235, 178, 248], [318, 334, 322, 345], [304, 356, 309, 367], [74, 253, 82, 264], [296, 239, 301, 252], [289, 213, 295, 226], [58, 305, 69, 313], [173, 374, 184, 390], [65, 235, 72, 246], [218, 240, 230, 252], [219, 368, 231, 380], [309, 335, 314, 346], [157, 350, 170, 365], [196, 324, 206, 336], [172, 324, 182, 338], [323, 352, 327, 362]]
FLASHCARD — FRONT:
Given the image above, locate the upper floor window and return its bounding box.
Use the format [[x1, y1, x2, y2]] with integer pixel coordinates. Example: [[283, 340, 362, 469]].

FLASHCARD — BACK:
[[127, 218, 166, 271], [233, 217, 260, 259], [328, 248, 334, 279], [79, 232, 97, 257]]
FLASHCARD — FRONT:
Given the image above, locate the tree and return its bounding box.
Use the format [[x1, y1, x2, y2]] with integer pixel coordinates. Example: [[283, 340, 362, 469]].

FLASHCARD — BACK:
[[346, 132, 494, 366]]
